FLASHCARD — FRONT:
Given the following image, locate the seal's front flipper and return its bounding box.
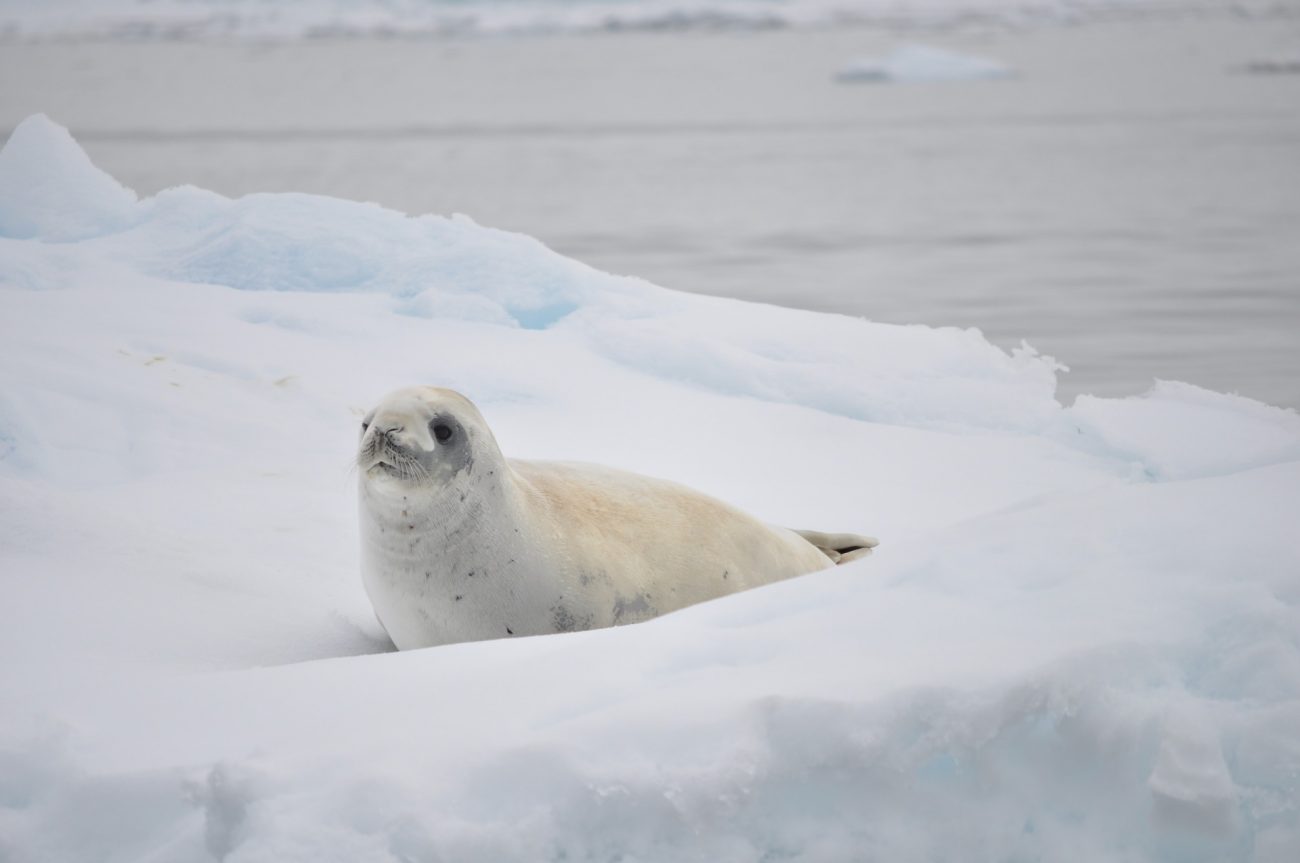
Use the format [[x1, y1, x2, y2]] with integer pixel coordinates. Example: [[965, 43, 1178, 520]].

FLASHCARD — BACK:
[[793, 530, 879, 565]]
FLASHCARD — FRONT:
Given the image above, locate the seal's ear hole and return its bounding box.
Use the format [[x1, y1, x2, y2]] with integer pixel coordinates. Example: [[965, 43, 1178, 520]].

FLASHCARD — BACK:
[[432, 422, 454, 443]]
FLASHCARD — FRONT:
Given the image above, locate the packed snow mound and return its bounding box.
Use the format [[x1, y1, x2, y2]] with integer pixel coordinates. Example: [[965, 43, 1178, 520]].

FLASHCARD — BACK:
[[1069, 380, 1300, 481], [837, 43, 1016, 83], [0, 117, 1063, 435], [1, 115, 1298, 862], [0, 113, 138, 240]]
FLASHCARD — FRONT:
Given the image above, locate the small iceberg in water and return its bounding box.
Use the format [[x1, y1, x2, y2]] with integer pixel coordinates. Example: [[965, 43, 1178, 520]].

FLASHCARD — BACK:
[[837, 43, 1015, 84]]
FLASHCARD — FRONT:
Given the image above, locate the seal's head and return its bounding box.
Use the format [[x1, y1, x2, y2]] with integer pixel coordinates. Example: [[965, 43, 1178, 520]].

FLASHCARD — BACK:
[[357, 386, 496, 491]]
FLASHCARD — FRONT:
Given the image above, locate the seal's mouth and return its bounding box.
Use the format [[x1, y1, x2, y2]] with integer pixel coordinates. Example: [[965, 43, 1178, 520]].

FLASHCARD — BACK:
[[367, 458, 402, 478], [362, 451, 428, 483], [359, 434, 428, 483]]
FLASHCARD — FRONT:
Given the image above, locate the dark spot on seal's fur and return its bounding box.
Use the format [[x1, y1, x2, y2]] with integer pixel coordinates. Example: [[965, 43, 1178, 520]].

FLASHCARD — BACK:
[[466, 570, 475, 578], [553, 608, 572, 632], [552, 605, 593, 634], [506, 626, 514, 635], [579, 570, 612, 588], [612, 593, 655, 624], [424, 570, 431, 579], [454, 595, 463, 601], [723, 570, 729, 580]]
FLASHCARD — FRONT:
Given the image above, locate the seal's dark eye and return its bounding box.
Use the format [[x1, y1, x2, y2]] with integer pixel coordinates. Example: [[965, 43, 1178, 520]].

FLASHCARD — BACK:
[[361, 420, 370, 431], [432, 422, 453, 443]]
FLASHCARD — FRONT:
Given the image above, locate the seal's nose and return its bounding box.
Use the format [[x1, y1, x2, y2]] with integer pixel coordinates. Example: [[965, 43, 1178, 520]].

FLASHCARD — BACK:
[[373, 424, 419, 455]]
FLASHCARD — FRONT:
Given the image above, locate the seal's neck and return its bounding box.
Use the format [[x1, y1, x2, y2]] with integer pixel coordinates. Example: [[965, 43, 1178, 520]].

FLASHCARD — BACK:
[[363, 457, 507, 523], [359, 462, 547, 649]]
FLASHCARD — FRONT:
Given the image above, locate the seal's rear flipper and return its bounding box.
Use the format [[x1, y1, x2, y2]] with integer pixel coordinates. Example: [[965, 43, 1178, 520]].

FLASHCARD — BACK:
[[793, 530, 879, 565]]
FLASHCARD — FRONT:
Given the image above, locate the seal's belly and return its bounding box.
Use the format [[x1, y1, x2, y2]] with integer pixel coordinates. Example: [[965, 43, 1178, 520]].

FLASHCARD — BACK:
[[550, 524, 832, 632]]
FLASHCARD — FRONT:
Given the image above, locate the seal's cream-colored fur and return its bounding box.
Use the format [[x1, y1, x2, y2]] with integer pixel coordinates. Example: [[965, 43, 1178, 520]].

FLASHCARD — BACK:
[[358, 386, 876, 650]]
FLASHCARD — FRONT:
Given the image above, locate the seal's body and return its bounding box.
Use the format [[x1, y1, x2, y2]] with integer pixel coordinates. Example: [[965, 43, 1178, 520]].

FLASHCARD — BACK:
[[358, 387, 876, 650]]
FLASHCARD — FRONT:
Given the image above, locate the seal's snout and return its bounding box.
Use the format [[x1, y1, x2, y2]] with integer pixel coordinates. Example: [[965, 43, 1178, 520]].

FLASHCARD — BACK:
[[371, 426, 419, 459], [358, 414, 430, 484], [373, 426, 403, 449]]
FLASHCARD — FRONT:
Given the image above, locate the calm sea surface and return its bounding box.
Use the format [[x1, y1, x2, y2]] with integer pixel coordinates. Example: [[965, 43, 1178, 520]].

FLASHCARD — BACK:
[[3, 18, 1298, 406]]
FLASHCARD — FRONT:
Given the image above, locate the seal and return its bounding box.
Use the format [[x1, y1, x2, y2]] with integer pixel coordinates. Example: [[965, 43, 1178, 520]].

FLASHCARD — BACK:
[[357, 386, 878, 650]]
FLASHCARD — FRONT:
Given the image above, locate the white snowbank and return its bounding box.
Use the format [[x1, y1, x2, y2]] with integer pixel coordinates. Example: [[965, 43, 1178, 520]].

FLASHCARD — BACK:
[[837, 43, 1015, 83], [0, 114, 137, 240], [1071, 380, 1300, 481], [1, 114, 1298, 861]]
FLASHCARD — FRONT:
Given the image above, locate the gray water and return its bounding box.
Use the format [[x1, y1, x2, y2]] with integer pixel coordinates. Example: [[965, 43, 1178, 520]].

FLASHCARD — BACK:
[[3, 18, 1298, 406]]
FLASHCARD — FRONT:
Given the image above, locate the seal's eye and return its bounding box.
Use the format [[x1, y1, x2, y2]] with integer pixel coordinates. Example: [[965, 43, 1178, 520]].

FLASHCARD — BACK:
[[361, 420, 370, 432], [432, 422, 454, 443]]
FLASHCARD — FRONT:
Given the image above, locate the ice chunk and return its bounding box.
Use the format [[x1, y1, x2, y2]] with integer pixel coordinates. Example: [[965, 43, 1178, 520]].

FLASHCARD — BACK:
[[1068, 380, 1300, 480], [1148, 707, 1237, 835], [0, 114, 138, 241], [837, 43, 1015, 84]]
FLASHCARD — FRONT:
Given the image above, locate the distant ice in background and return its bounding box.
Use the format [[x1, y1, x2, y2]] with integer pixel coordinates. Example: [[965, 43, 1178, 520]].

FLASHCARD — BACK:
[[0, 0, 1294, 40], [1240, 52, 1300, 74], [836, 42, 1015, 82]]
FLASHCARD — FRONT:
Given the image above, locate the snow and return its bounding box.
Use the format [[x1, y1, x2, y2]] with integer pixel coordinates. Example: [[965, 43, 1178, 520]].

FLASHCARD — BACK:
[[0, 114, 137, 240], [836, 43, 1015, 83], [1070, 380, 1300, 481], [1, 114, 1298, 860]]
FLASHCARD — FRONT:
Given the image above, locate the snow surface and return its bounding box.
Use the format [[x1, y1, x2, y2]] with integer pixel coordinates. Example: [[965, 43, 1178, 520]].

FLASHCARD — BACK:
[[836, 43, 1014, 83], [1, 113, 1298, 861]]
